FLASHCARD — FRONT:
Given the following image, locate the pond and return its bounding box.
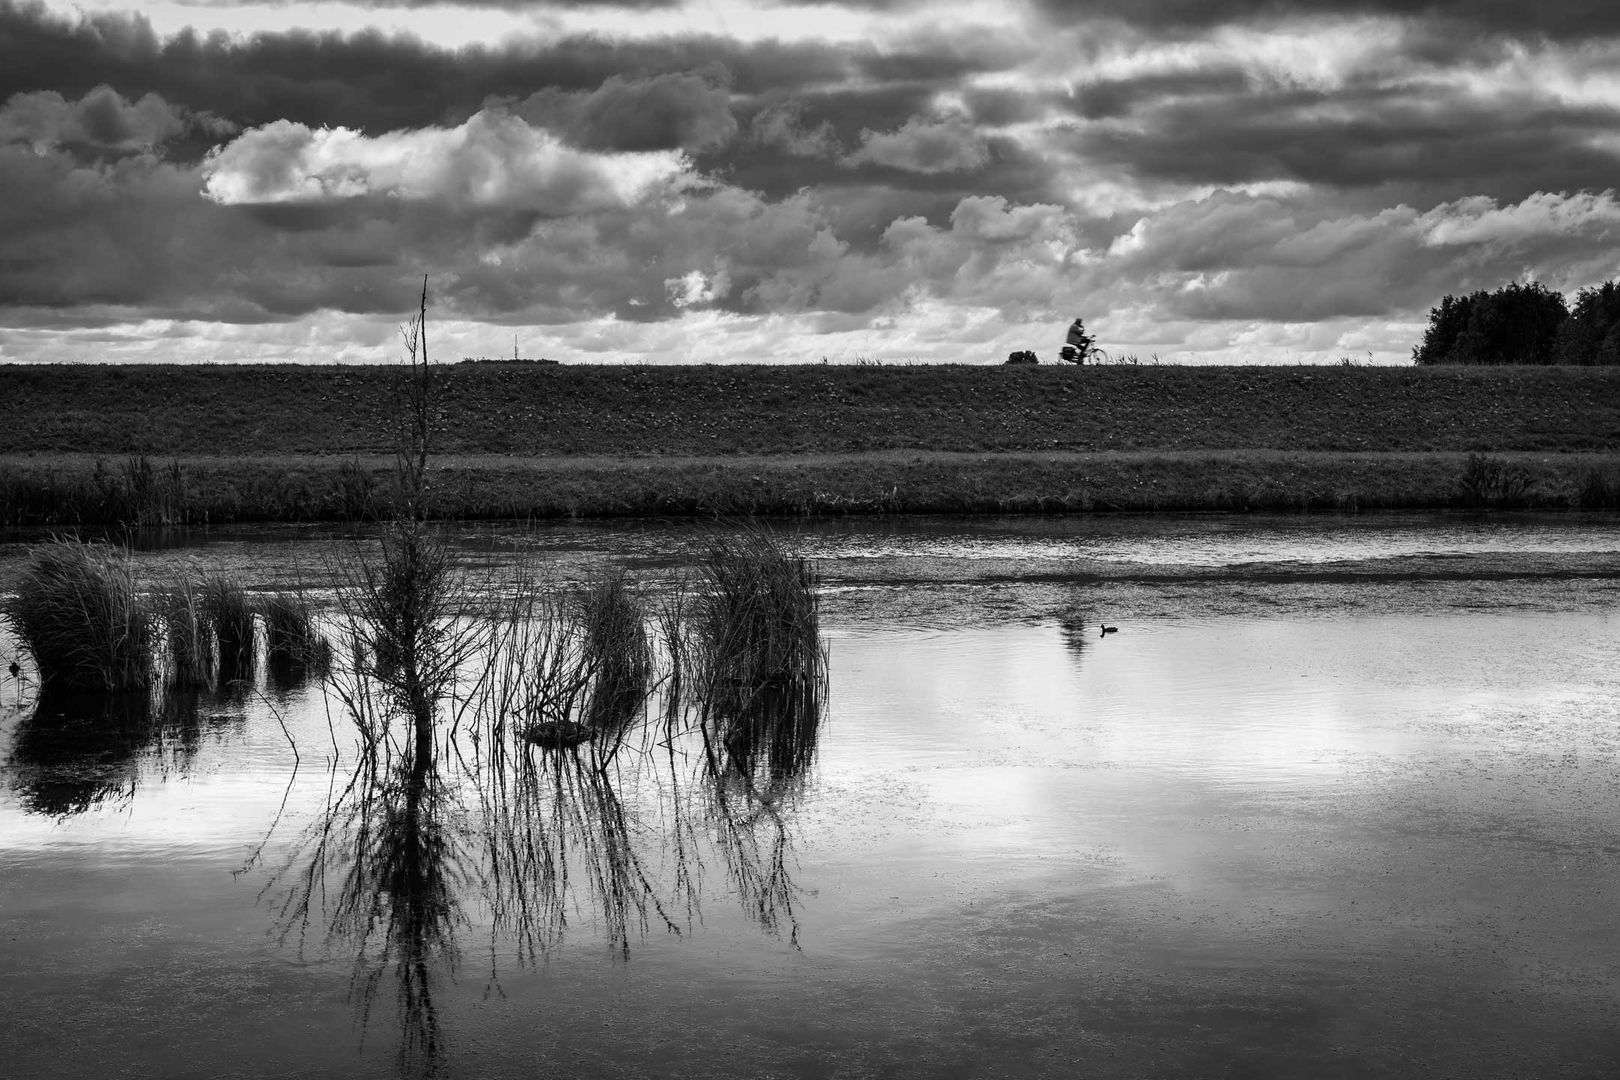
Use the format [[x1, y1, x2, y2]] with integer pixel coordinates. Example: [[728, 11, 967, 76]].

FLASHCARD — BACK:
[[2, 513, 1618, 1079]]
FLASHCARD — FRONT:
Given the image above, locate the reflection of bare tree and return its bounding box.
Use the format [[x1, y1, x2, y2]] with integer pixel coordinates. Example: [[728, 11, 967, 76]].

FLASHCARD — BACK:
[[264, 745, 473, 1079], [688, 739, 806, 945]]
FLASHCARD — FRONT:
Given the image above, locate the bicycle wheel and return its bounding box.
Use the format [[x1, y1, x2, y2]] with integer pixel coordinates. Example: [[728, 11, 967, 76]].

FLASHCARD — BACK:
[[1088, 348, 1110, 365]]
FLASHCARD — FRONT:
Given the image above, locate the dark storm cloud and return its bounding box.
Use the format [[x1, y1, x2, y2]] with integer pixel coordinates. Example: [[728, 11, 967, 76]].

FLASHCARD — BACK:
[[0, 145, 409, 318], [0, 1, 1019, 142], [1028, 0, 1620, 39], [0, 143, 266, 313], [0, 2, 858, 135], [721, 77, 1064, 220], [844, 114, 990, 173], [320, 0, 683, 6], [1068, 69, 1252, 122], [513, 71, 737, 152], [1068, 77, 1620, 204], [0, 84, 229, 154]]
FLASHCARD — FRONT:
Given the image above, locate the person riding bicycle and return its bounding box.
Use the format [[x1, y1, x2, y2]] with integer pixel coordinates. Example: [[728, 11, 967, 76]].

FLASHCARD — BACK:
[[1061, 317, 1094, 364]]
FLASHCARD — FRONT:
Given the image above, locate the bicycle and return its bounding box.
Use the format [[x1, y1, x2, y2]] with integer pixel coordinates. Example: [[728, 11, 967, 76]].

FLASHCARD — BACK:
[[1059, 343, 1109, 365]]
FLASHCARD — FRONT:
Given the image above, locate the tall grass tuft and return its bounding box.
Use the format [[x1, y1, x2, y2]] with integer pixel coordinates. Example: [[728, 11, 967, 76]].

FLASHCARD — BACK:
[[333, 456, 379, 521], [203, 575, 256, 681], [1577, 466, 1620, 509], [4, 539, 155, 692], [261, 590, 331, 674], [691, 529, 826, 782], [159, 575, 214, 688], [1457, 453, 1533, 508], [572, 571, 653, 736]]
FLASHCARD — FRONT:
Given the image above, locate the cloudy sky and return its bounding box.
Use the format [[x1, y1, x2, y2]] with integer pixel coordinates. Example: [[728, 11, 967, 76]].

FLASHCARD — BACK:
[[2, 0, 1619, 365]]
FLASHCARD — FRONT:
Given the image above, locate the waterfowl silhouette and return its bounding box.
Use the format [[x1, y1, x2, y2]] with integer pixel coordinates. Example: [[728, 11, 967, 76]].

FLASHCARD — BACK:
[[1099, 624, 1118, 637]]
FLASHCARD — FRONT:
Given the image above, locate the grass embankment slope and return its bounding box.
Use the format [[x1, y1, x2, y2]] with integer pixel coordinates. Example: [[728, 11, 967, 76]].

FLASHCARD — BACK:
[[1, 363, 1617, 522]]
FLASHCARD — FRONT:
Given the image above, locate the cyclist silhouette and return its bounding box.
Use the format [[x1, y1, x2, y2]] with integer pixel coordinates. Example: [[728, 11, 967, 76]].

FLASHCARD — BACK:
[[1060, 318, 1107, 364]]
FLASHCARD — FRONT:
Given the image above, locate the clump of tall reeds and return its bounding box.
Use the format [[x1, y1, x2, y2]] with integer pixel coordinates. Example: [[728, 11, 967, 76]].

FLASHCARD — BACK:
[[3, 539, 155, 692], [158, 575, 214, 688], [333, 456, 378, 521], [202, 575, 256, 681], [572, 571, 653, 735], [88, 454, 190, 527], [690, 530, 826, 780], [262, 590, 331, 674]]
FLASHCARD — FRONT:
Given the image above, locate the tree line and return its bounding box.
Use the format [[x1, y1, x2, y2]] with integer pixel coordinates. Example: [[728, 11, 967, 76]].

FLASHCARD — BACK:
[[1413, 280, 1620, 365]]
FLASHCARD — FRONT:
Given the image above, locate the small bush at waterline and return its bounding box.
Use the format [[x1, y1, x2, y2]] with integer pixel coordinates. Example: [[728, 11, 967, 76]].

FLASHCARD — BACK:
[[1457, 453, 1534, 508], [4, 540, 155, 692]]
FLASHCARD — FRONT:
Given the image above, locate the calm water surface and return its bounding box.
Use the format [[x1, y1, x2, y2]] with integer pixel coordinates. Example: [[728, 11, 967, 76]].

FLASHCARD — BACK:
[[1, 513, 1617, 1078]]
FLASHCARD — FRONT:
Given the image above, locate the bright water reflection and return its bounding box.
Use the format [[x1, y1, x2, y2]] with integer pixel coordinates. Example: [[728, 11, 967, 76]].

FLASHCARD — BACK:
[[1, 514, 1618, 1078]]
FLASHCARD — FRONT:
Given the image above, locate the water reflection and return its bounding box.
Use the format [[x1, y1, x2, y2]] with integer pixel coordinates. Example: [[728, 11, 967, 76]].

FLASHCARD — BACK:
[[260, 700, 817, 1077], [6, 685, 241, 817], [266, 743, 470, 1076], [1057, 607, 1094, 657]]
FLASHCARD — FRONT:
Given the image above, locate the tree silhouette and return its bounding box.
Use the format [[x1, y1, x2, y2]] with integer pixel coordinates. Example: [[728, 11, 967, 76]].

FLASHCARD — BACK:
[[1555, 281, 1620, 366], [1413, 281, 1568, 365]]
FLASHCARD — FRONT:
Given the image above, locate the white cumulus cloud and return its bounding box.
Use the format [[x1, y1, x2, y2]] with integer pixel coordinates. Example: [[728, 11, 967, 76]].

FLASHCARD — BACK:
[[1421, 190, 1620, 246], [201, 107, 692, 213]]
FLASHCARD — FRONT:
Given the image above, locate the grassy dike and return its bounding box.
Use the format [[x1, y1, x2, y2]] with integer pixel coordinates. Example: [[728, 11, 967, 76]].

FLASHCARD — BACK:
[[1, 363, 1617, 523]]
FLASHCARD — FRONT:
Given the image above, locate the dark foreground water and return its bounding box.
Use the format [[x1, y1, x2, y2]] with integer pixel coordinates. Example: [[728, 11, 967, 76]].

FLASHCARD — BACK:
[[1, 514, 1618, 1079]]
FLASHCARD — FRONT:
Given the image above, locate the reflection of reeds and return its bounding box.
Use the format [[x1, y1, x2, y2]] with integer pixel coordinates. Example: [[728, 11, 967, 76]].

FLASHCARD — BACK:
[[4, 539, 154, 692], [491, 749, 682, 962], [691, 530, 827, 782], [8, 684, 210, 817]]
